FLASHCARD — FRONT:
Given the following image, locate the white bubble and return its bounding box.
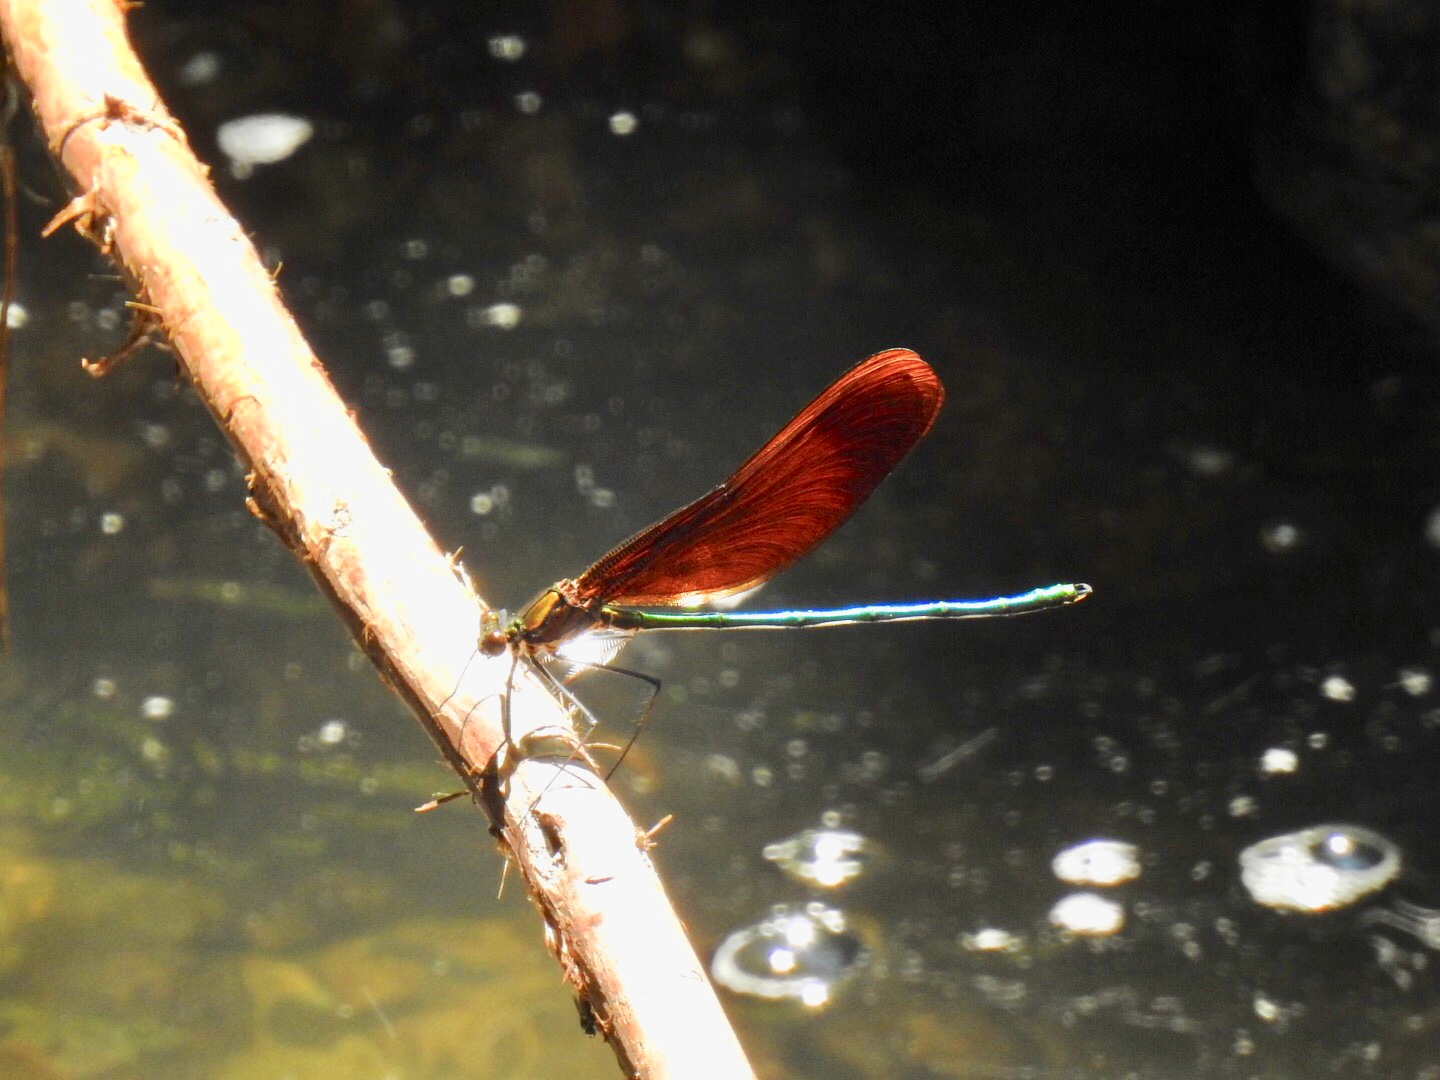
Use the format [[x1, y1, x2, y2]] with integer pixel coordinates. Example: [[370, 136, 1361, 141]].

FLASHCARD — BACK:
[[702, 754, 741, 783], [1051, 839, 1141, 886], [710, 905, 863, 1005], [141, 695, 174, 721], [480, 302, 521, 329], [1396, 667, 1432, 696], [799, 982, 829, 1008], [386, 344, 417, 370], [317, 719, 348, 745], [99, 512, 125, 535], [960, 927, 1022, 952], [1186, 443, 1234, 477], [487, 34, 527, 61], [1048, 892, 1125, 935], [1240, 824, 1400, 912], [4, 302, 27, 328], [763, 828, 869, 888], [1259, 747, 1299, 775], [609, 111, 639, 136], [92, 678, 116, 699], [515, 91, 543, 114], [1320, 674, 1356, 702], [217, 114, 313, 169], [1259, 520, 1303, 554], [446, 274, 475, 297], [178, 51, 222, 86], [1228, 795, 1259, 818]]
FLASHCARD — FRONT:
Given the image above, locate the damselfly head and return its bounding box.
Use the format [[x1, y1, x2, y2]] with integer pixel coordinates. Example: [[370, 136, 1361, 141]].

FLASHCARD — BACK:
[[479, 608, 510, 657]]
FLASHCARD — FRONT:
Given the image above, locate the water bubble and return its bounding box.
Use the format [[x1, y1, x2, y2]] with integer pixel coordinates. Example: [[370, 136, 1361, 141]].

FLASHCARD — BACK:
[[960, 927, 1022, 953], [1228, 795, 1259, 818], [1185, 443, 1234, 477], [609, 111, 639, 136], [100, 512, 125, 535], [446, 274, 475, 298], [141, 695, 174, 721], [702, 754, 741, 784], [515, 91, 543, 114], [317, 719, 349, 746], [1396, 667, 1432, 696], [479, 302, 521, 329], [1259, 519, 1303, 554], [217, 114, 313, 174], [762, 828, 869, 888], [1049, 892, 1126, 935], [4, 302, 27, 329], [1320, 674, 1356, 702], [487, 34, 527, 61], [92, 678, 116, 699], [1051, 839, 1141, 886], [1239, 823, 1401, 912], [1259, 747, 1299, 775], [710, 904, 866, 1005], [177, 51, 222, 86]]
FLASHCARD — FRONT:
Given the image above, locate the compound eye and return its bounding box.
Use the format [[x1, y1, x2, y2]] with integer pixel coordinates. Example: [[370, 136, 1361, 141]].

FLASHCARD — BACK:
[[479, 628, 509, 657]]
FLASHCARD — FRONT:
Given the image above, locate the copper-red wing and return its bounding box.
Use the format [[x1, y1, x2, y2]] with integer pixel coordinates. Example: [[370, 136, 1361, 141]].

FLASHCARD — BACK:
[[570, 349, 945, 608]]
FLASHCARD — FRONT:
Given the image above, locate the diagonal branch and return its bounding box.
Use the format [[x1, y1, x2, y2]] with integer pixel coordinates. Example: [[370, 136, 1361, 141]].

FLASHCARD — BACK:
[[0, 0, 755, 1075]]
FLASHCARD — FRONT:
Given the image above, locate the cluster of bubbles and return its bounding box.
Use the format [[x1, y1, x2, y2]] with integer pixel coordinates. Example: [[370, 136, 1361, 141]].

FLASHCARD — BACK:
[[710, 823, 871, 1007], [712, 809, 1415, 1010]]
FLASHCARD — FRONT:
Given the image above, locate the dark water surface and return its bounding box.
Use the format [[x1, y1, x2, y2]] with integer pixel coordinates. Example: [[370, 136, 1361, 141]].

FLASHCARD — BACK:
[[3, 3, 1438, 1077]]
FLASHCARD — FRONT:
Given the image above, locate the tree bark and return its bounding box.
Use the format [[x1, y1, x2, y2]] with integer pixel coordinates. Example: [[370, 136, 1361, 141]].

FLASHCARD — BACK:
[[0, 0, 756, 1076]]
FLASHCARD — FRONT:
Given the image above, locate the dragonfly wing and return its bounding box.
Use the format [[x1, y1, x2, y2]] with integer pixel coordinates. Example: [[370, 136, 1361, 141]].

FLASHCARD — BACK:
[[571, 349, 943, 608]]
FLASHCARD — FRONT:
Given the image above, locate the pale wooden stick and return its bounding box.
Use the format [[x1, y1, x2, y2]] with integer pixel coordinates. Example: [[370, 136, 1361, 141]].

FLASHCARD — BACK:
[[0, 1, 755, 1075]]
